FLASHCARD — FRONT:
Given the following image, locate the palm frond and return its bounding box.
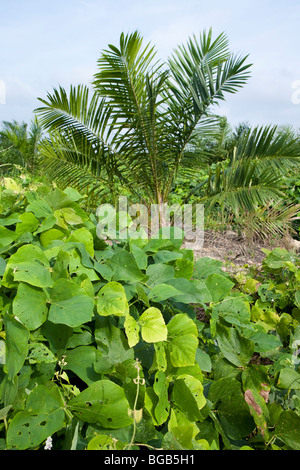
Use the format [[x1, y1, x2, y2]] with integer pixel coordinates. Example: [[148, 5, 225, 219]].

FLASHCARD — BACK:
[[234, 125, 300, 171], [201, 158, 285, 213]]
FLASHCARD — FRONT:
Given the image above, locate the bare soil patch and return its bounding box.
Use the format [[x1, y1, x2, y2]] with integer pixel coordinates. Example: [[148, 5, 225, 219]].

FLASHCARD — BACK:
[[190, 229, 300, 267]]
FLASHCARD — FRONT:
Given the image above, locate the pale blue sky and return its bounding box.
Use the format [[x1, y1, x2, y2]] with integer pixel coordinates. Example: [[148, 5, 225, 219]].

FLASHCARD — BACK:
[[1, 0, 300, 129]]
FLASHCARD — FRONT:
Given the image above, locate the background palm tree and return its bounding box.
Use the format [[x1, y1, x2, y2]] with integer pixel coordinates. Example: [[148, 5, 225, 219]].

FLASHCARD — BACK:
[[0, 118, 42, 174], [35, 29, 251, 210]]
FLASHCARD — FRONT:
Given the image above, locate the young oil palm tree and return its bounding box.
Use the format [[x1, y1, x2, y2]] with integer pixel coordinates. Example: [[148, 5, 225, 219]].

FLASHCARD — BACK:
[[193, 125, 300, 238], [35, 29, 251, 209]]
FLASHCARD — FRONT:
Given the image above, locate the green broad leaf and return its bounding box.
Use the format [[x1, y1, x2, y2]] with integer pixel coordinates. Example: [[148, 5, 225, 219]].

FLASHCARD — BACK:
[[172, 374, 206, 421], [67, 227, 94, 257], [215, 322, 255, 367], [195, 348, 212, 373], [242, 365, 270, 391], [52, 250, 70, 280], [54, 207, 83, 228], [249, 330, 282, 353], [0, 226, 17, 249], [0, 212, 21, 227], [168, 407, 200, 441], [148, 283, 182, 302], [150, 342, 167, 373], [114, 359, 146, 410], [0, 405, 12, 421], [26, 384, 65, 412], [63, 346, 102, 385], [0, 256, 6, 276], [67, 328, 94, 349], [251, 301, 280, 330], [162, 426, 193, 450], [41, 321, 73, 354], [277, 368, 300, 390], [211, 298, 252, 328], [174, 258, 194, 280], [34, 214, 57, 235], [6, 409, 65, 450], [168, 334, 198, 367], [167, 314, 198, 367], [15, 212, 39, 238], [94, 317, 134, 373], [208, 377, 255, 440], [143, 236, 180, 254], [48, 279, 94, 328], [3, 314, 29, 380], [167, 313, 198, 338], [68, 380, 133, 428], [139, 307, 168, 343], [87, 434, 115, 450], [276, 410, 300, 449], [94, 261, 113, 281], [144, 387, 160, 426], [172, 363, 203, 383], [263, 248, 297, 271], [190, 279, 212, 303], [13, 283, 48, 330], [161, 278, 211, 304], [97, 281, 129, 317], [135, 282, 150, 307], [153, 371, 170, 425], [205, 273, 234, 302], [40, 228, 66, 248], [130, 243, 148, 270], [27, 343, 56, 364], [193, 257, 225, 279], [243, 278, 261, 294], [146, 263, 175, 287], [63, 186, 86, 202], [107, 251, 145, 282], [124, 314, 140, 348], [2, 244, 54, 288], [67, 248, 99, 281], [153, 250, 183, 264], [25, 192, 53, 218]]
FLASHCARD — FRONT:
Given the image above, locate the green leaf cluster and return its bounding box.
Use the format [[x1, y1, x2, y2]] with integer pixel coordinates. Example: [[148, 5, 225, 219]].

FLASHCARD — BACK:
[[0, 177, 300, 450]]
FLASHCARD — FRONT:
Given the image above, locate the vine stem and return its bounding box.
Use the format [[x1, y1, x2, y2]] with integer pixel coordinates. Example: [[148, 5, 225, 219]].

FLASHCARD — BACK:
[[126, 358, 145, 451]]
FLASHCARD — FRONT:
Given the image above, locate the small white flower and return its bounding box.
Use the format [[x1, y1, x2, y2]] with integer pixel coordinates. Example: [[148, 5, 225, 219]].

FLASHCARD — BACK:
[[44, 436, 53, 450]]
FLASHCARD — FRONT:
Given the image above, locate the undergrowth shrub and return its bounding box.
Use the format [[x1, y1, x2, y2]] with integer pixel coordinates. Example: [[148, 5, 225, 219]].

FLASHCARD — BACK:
[[0, 177, 300, 450]]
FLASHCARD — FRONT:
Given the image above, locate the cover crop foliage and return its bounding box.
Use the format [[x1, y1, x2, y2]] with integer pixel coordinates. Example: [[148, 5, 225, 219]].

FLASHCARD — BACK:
[[0, 177, 300, 450]]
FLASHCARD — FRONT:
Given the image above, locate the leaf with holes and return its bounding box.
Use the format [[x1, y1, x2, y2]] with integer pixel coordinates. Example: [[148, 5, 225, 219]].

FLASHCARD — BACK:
[[97, 281, 129, 317], [139, 307, 168, 343], [124, 314, 140, 347], [6, 384, 65, 450], [68, 380, 133, 428]]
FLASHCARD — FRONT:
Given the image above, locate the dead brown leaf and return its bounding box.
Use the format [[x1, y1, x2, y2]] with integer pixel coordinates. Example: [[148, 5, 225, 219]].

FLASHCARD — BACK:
[[244, 389, 262, 415]]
